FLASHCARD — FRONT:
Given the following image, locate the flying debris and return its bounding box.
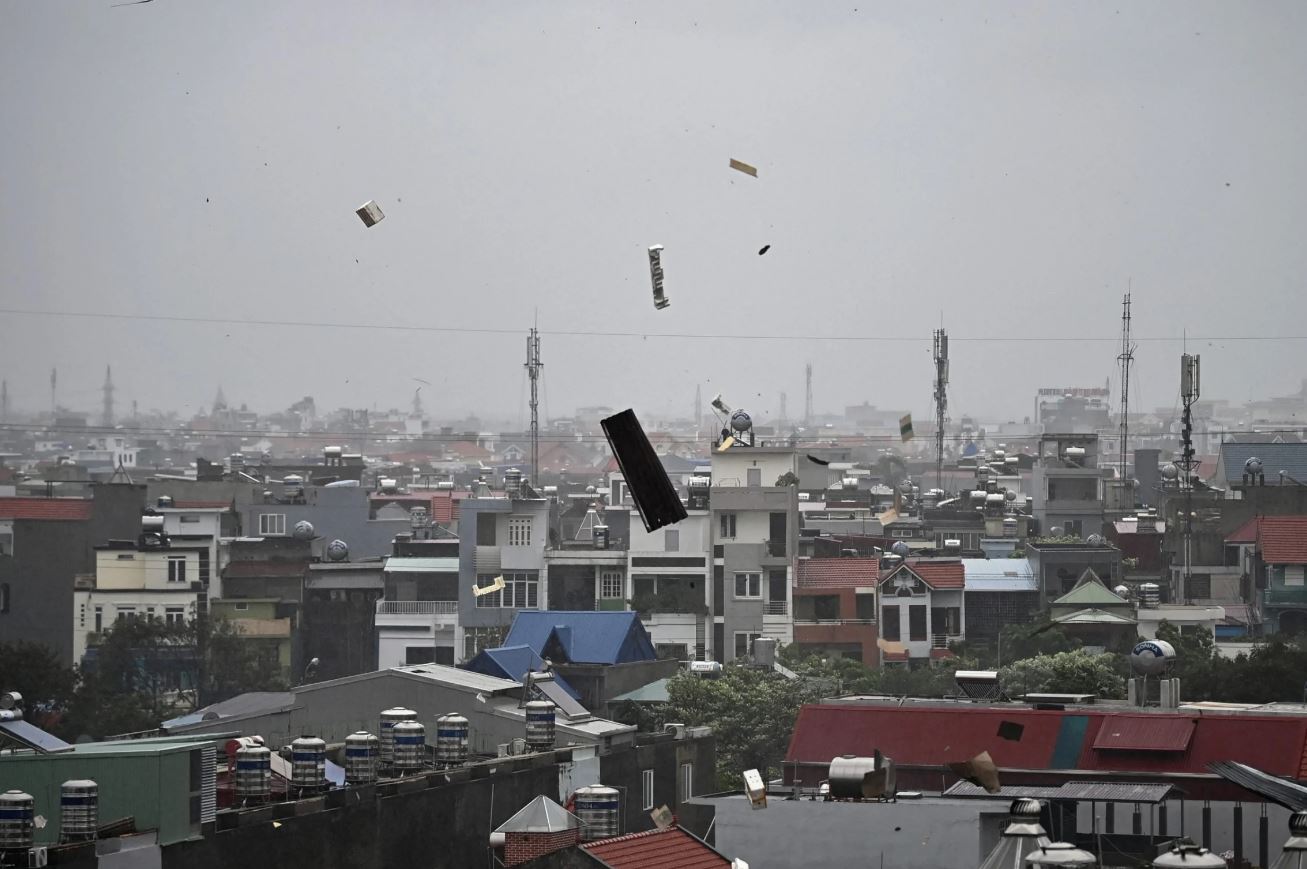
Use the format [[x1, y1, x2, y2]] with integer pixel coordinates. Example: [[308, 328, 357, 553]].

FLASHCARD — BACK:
[[355, 200, 385, 227], [601, 409, 688, 532], [729, 158, 758, 178], [648, 244, 669, 310], [900, 414, 914, 442], [948, 751, 1001, 793], [111, 0, 154, 6], [758, 245, 770, 256], [650, 806, 674, 829], [806, 454, 831, 466], [473, 576, 506, 597]]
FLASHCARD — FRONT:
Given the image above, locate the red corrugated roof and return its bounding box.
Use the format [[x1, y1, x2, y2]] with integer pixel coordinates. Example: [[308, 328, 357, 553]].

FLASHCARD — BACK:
[[1225, 516, 1263, 545], [797, 557, 880, 589], [580, 827, 730, 869], [1260, 517, 1307, 564], [1092, 715, 1195, 752], [0, 497, 92, 521], [172, 500, 231, 510], [223, 561, 307, 578], [881, 560, 964, 589]]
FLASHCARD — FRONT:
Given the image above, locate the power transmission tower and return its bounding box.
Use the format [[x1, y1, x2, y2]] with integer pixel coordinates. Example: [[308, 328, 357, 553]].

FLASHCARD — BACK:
[[1178, 353, 1201, 603], [933, 329, 949, 491], [525, 327, 542, 479], [1117, 293, 1135, 491], [804, 363, 813, 427], [102, 365, 116, 427]]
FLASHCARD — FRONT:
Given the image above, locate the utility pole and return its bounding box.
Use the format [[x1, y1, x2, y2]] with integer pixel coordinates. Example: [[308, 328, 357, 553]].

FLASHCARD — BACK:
[[1178, 353, 1201, 604], [1117, 293, 1135, 496], [933, 329, 949, 491], [102, 365, 116, 427], [525, 326, 542, 480], [804, 363, 813, 428], [50, 367, 57, 417]]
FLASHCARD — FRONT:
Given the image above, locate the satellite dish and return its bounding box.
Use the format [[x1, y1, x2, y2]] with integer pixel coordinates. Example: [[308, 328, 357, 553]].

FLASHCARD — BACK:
[[1049, 526, 1064, 537], [325, 539, 349, 562], [729, 410, 753, 432], [1113, 585, 1130, 597], [891, 541, 911, 557], [1161, 464, 1180, 481], [1005, 490, 1017, 501], [292, 520, 316, 541], [1086, 534, 1105, 547], [1129, 640, 1176, 676], [1246, 457, 1264, 475]]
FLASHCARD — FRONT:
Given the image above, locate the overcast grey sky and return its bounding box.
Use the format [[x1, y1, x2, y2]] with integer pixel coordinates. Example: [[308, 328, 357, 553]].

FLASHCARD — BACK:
[[2, 1, 1305, 426]]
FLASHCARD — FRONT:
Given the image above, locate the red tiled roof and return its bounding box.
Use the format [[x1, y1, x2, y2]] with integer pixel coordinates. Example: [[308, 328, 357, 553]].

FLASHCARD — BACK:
[[172, 500, 232, 510], [797, 557, 880, 589], [0, 497, 92, 521], [1225, 516, 1263, 545], [1091, 715, 1195, 752], [1259, 517, 1307, 564], [223, 560, 307, 578], [580, 826, 730, 869], [881, 559, 964, 589]]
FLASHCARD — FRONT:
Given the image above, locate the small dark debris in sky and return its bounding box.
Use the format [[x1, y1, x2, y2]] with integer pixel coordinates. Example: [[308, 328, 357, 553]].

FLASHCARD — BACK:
[[111, 0, 154, 6], [758, 245, 771, 256], [205, 198, 209, 203], [894, 827, 902, 832], [1225, 182, 1231, 187]]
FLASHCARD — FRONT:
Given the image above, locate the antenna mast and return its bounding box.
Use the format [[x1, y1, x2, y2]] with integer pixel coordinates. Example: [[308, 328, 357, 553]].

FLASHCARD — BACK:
[[525, 326, 542, 479], [804, 363, 813, 428], [102, 365, 116, 427], [933, 329, 949, 491], [50, 367, 57, 417], [1178, 353, 1201, 603], [1117, 293, 1135, 495], [0, 379, 8, 424]]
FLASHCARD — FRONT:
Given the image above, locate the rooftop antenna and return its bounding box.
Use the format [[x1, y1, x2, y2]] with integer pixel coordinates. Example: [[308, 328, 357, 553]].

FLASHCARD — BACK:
[[525, 319, 542, 479], [933, 329, 949, 491], [1117, 290, 1134, 495], [50, 367, 57, 417], [1178, 352, 1201, 604], [1, 379, 8, 424], [102, 365, 116, 427], [804, 362, 813, 427], [412, 386, 423, 419], [779, 391, 788, 429]]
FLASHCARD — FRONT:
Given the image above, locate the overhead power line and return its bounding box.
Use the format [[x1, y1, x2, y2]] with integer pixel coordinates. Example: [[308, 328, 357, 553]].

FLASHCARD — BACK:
[[0, 307, 1304, 344]]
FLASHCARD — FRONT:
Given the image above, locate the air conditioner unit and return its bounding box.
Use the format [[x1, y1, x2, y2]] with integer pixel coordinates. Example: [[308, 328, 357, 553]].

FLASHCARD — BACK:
[[664, 723, 687, 739], [27, 847, 49, 869]]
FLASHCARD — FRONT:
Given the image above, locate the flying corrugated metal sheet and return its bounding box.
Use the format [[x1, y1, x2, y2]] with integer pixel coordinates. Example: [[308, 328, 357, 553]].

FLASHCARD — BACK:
[[1209, 761, 1307, 810], [1091, 716, 1196, 752]]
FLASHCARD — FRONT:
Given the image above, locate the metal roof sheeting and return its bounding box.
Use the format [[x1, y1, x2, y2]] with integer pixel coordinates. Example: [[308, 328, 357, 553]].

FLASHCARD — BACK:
[[580, 826, 732, 868], [0, 497, 92, 521], [382, 557, 460, 573], [1092, 716, 1196, 752], [944, 780, 1173, 804], [1208, 760, 1307, 810], [504, 611, 657, 665]]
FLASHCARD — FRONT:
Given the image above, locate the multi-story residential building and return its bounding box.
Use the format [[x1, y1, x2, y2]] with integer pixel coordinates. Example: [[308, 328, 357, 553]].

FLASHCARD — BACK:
[[1231, 516, 1307, 635], [72, 530, 206, 663], [708, 447, 799, 663], [1030, 433, 1107, 539], [792, 556, 879, 666], [209, 597, 292, 678], [456, 474, 549, 661], [304, 560, 383, 679], [1026, 538, 1122, 610], [0, 484, 146, 663], [155, 499, 232, 598], [961, 557, 1038, 646], [376, 553, 460, 667], [877, 558, 964, 664]]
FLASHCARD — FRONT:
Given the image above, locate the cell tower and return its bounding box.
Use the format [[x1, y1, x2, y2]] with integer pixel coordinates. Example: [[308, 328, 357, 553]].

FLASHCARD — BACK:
[[525, 327, 542, 479], [804, 363, 813, 427], [932, 329, 949, 490], [102, 365, 116, 427], [1, 379, 8, 423], [1117, 293, 1135, 489], [1178, 353, 1201, 602]]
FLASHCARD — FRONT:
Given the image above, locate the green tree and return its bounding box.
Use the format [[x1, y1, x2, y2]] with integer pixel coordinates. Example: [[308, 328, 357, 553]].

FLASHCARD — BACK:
[[999, 650, 1125, 698], [661, 665, 823, 789], [875, 454, 908, 488], [0, 641, 77, 731], [197, 616, 289, 707], [775, 471, 800, 487]]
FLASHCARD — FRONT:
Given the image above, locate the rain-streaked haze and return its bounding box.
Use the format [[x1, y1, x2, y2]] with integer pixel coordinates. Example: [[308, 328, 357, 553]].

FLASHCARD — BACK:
[[3, 1, 1304, 425]]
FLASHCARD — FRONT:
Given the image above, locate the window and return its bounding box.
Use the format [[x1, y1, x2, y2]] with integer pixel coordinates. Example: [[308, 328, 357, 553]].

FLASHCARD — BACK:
[[746, 467, 762, 487], [642, 769, 655, 810], [0, 521, 12, 557], [855, 593, 876, 621], [116, 606, 137, 624], [475, 572, 539, 608], [94, 606, 103, 632], [664, 529, 679, 552], [1063, 520, 1082, 538], [680, 762, 693, 802], [0, 583, 8, 614], [405, 646, 437, 665], [891, 529, 913, 538], [601, 571, 624, 599], [657, 643, 688, 660], [931, 606, 961, 636], [734, 632, 762, 659], [909, 605, 927, 642], [258, 513, 286, 536], [233, 602, 249, 611], [476, 512, 497, 546], [1286, 566, 1305, 587], [1186, 574, 1211, 599], [508, 516, 532, 547], [168, 557, 188, 583], [719, 513, 736, 539], [180, 515, 200, 524], [165, 606, 186, 627], [882, 606, 900, 641], [734, 572, 761, 598]]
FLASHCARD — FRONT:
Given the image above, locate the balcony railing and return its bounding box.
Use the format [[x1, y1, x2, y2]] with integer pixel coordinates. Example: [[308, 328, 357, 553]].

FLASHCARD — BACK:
[[764, 600, 788, 616], [765, 539, 788, 558], [375, 600, 459, 616], [793, 618, 875, 625], [931, 633, 962, 649], [1264, 587, 1307, 607]]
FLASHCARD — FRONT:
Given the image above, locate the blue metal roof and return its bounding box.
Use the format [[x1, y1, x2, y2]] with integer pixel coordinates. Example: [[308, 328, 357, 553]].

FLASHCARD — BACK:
[[462, 644, 581, 700], [503, 611, 657, 665]]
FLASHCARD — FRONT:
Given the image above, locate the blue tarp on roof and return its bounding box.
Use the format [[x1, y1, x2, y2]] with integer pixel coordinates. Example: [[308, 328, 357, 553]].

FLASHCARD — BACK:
[[503, 611, 658, 665], [462, 644, 581, 700]]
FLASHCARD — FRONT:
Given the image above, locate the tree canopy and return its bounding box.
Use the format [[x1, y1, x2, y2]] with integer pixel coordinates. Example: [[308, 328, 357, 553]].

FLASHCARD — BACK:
[[998, 649, 1126, 698]]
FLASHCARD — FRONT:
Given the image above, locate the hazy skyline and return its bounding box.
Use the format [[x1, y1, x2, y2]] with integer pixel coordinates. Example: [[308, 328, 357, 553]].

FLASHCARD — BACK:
[[3, 2, 1305, 425]]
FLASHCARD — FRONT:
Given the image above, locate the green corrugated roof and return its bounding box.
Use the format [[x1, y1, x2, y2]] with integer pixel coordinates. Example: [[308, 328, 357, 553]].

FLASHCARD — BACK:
[[1052, 571, 1127, 607], [611, 678, 670, 703], [1052, 607, 1137, 625]]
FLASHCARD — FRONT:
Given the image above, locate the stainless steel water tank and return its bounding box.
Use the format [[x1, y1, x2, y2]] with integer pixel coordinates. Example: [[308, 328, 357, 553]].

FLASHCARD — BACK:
[[379, 707, 417, 765], [435, 713, 469, 766], [0, 790, 34, 851], [574, 785, 621, 841], [345, 731, 380, 784], [827, 755, 878, 799], [524, 700, 556, 752], [290, 736, 327, 792], [392, 720, 426, 773], [60, 779, 98, 842], [235, 745, 271, 802]]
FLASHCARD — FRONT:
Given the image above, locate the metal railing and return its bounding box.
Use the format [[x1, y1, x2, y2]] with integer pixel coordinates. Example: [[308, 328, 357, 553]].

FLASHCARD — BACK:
[[931, 633, 962, 649], [1264, 587, 1307, 606], [793, 618, 876, 625], [375, 600, 459, 615], [764, 600, 788, 616], [765, 539, 788, 558]]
